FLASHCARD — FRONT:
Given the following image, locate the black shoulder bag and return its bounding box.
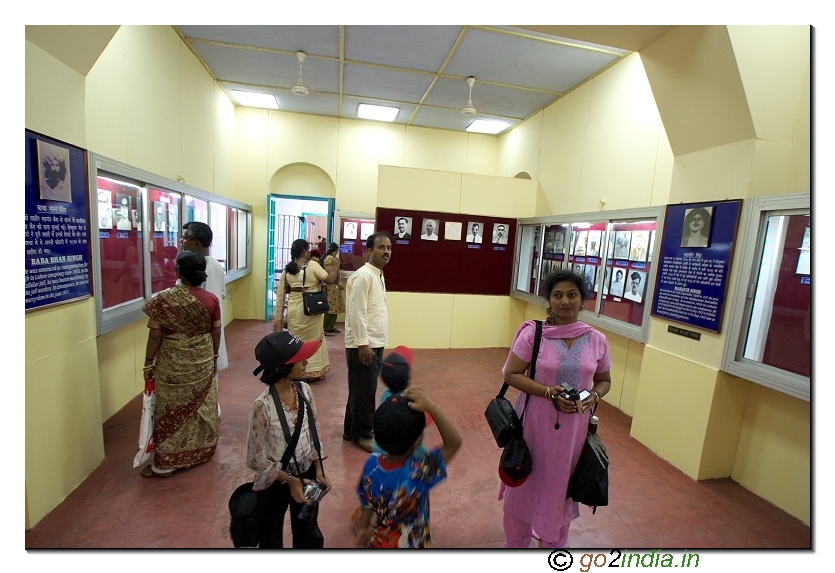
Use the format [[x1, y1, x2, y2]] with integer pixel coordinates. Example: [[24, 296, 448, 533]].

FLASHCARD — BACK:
[[485, 320, 543, 448], [493, 320, 543, 487], [301, 265, 330, 316]]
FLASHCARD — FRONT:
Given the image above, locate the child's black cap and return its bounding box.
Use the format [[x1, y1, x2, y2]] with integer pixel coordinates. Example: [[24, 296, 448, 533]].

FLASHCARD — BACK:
[[373, 393, 426, 456]]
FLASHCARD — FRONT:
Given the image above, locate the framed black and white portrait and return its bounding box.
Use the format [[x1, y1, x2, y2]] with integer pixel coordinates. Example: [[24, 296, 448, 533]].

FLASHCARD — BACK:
[[586, 230, 602, 257], [360, 222, 375, 241], [583, 264, 597, 293], [609, 267, 626, 298], [613, 231, 632, 260], [492, 223, 508, 244], [681, 207, 713, 248], [37, 140, 72, 202], [466, 221, 483, 244], [154, 201, 166, 233], [394, 216, 412, 239], [629, 230, 650, 262], [624, 270, 647, 303], [421, 219, 440, 241], [97, 189, 113, 229], [573, 230, 588, 256], [343, 221, 357, 240], [168, 204, 179, 233]]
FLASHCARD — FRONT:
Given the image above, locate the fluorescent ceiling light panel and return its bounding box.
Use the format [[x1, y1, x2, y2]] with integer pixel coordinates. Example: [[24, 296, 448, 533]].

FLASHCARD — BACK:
[[232, 90, 278, 109], [357, 104, 399, 122], [466, 119, 509, 134]]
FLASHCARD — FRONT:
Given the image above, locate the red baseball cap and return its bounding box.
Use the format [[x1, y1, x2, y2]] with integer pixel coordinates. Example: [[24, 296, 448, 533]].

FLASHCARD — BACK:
[[253, 331, 321, 381]]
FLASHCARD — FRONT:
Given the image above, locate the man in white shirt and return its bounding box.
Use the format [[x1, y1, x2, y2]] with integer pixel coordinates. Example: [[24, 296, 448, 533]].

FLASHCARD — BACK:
[[182, 222, 228, 414], [420, 219, 439, 241], [493, 223, 508, 244], [343, 231, 392, 452], [466, 222, 483, 243]]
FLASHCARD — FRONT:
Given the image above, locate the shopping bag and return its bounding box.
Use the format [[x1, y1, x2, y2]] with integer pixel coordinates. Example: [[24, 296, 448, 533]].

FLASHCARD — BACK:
[[133, 380, 156, 468]]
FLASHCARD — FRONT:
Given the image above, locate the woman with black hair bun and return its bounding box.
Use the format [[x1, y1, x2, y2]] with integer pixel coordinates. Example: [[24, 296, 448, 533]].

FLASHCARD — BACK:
[[272, 239, 339, 381], [139, 251, 221, 478]]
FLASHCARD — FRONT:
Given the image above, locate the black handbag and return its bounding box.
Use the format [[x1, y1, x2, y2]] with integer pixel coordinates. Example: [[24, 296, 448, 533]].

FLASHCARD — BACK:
[[485, 320, 543, 448], [301, 265, 330, 316], [566, 411, 609, 513]]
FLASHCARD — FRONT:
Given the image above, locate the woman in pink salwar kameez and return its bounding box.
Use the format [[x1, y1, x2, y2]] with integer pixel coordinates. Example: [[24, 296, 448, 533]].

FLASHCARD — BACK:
[[500, 269, 612, 548]]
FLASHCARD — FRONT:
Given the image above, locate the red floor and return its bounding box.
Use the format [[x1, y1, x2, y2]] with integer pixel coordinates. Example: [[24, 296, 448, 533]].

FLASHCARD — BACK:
[[25, 319, 810, 550]]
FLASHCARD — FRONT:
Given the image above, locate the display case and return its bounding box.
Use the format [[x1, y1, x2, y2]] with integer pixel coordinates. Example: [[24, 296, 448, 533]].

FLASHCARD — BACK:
[[512, 206, 663, 342], [722, 193, 810, 401], [90, 154, 252, 335]]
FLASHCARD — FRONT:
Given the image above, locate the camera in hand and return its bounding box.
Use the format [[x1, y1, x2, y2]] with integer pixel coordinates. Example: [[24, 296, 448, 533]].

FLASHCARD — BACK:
[[552, 383, 591, 411], [297, 480, 328, 521]]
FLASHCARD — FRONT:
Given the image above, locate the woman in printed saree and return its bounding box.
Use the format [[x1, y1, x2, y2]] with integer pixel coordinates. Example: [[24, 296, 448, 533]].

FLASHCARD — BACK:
[[140, 251, 222, 478], [272, 239, 339, 382]]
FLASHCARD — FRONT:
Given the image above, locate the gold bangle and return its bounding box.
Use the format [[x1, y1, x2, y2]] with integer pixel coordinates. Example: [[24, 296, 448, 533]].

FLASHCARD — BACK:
[[593, 390, 601, 402], [544, 387, 552, 400], [143, 365, 154, 372]]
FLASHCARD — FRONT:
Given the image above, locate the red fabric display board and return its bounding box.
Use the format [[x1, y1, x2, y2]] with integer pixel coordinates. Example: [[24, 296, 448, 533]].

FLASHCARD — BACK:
[[376, 207, 516, 295]]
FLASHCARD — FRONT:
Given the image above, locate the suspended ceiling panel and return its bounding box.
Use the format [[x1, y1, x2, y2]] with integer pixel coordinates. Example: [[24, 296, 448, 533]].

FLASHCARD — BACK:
[[176, 25, 634, 136]]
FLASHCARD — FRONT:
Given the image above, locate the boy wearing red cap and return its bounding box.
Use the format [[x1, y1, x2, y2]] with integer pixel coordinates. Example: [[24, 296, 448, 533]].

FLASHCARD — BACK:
[[374, 346, 431, 455], [355, 386, 461, 548]]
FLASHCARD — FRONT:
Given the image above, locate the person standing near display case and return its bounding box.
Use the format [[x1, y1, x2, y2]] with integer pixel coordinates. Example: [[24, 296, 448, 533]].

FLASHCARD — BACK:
[[182, 222, 228, 414]]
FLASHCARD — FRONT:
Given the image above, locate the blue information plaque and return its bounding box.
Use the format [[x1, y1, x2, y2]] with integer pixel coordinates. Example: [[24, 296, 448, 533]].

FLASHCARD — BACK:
[[651, 200, 742, 333], [25, 131, 92, 312]]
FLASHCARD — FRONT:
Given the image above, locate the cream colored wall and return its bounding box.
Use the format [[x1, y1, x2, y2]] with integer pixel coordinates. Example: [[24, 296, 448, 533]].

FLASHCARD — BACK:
[[635, 26, 811, 524], [496, 27, 810, 524], [25, 40, 101, 530], [385, 293, 527, 350], [85, 22, 238, 409], [732, 383, 810, 524], [501, 53, 674, 215], [26, 26, 238, 528], [232, 112, 504, 323], [376, 165, 537, 348]]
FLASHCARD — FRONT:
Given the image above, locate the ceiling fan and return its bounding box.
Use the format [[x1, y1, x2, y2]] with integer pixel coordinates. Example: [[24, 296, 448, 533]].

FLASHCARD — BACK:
[[462, 77, 477, 116], [292, 51, 309, 96]]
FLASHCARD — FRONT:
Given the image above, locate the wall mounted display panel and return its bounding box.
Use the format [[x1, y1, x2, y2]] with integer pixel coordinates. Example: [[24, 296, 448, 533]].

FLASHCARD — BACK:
[[377, 207, 516, 295], [25, 130, 92, 312], [651, 200, 742, 333], [722, 193, 810, 401], [513, 206, 663, 343], [89, 153, 252, 335]]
